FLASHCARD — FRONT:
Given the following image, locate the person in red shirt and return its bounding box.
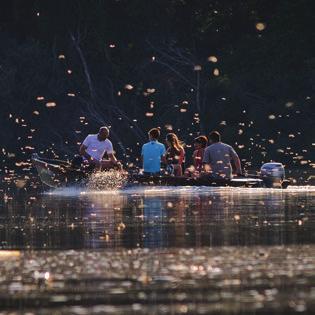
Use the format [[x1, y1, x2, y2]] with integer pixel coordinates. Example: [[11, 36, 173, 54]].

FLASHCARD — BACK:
[[192, 136, 208, 171], [185, 136, 208, 177]]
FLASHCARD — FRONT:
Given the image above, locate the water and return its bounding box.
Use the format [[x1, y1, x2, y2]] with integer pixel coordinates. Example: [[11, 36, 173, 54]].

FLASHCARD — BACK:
[[1, 185, 315, 313], [2, 186, 315, 249]]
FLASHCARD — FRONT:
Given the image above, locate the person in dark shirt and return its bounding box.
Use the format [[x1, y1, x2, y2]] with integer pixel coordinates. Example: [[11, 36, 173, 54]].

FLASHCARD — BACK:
[[202, 131, 242, 179]]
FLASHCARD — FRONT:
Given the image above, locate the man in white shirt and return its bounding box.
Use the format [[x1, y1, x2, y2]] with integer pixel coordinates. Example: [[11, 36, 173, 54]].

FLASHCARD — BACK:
[[79, 126, 120, 170]]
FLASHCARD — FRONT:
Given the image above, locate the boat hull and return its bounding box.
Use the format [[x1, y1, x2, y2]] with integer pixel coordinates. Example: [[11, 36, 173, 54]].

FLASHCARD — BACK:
[[32, 155, 289, 189], [130, 174, 263, 188]]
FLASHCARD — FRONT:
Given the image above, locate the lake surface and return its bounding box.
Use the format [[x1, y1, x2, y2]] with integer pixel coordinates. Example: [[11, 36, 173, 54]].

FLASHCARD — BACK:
[[1, 185, 315, 314]]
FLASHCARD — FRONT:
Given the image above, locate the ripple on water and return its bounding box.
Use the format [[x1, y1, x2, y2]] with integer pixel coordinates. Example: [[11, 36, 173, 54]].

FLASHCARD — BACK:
[[1, 182, 315, 314], [0, 246, 315, 314]]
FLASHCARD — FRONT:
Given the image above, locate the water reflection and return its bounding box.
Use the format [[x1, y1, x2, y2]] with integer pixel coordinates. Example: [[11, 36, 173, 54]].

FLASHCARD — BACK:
[[1, 186, 314, 249], [1, 246, 315, 313]]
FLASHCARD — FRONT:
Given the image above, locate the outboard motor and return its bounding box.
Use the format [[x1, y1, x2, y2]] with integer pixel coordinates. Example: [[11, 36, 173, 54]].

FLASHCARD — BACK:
[[260, 162, 285, 188]]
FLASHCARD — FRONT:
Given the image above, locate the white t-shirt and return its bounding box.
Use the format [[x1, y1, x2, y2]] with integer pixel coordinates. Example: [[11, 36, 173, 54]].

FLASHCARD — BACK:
[[82, 134, 113, 161]]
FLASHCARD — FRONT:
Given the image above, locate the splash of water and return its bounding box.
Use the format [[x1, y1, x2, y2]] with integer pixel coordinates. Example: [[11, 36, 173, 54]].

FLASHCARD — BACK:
[[86, 170, 128, 191]]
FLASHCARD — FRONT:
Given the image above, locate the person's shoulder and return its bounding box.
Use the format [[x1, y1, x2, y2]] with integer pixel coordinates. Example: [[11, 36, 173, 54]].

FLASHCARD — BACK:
[[213, 142, 230, 149], [222, 142, 233, 149], [152, 141, 164, 148], [105, 138, 113, 144], [142, 142, 152, 151], [221, 143, 237, 152], [218, 142, 230, 147], [161, 143, 166, 152], [83, 134, 94, 142], [87, 134, 97, 139], [157, 141, 165, 147]]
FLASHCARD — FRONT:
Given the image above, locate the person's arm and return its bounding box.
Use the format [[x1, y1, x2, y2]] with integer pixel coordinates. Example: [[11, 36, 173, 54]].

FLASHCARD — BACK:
[[230, 147, 242, 175], [79, 137, 93, 161], [202, 163, 212, 173], [161, 145, 167, 165], [192, 150, 197, 165], [79, 144, 101, 167], [80, 144, 101, 169], [178, 148, 185, 165], [105, 141, 118, 164], [108, 153, 117, 163], [202, 148, 211, 173]]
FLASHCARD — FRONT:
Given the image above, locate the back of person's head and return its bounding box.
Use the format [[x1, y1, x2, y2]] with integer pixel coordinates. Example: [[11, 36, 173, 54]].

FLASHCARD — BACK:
[[148, 128, 160, 140], [194, 136, 208, 148], [209, 131, 221, 143], [166, 133, 175, 143], [166, 133, 182, 150]]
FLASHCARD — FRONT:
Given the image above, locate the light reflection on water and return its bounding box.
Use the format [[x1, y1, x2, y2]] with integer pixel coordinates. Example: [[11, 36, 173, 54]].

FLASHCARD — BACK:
[[1, 186, 314, 249], [0, 185, 315, 314], [0, 246, 315, 314]]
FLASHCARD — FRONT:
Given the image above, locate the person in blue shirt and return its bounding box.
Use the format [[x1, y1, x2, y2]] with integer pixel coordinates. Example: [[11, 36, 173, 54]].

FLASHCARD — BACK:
[[141, 128, 166, 175]]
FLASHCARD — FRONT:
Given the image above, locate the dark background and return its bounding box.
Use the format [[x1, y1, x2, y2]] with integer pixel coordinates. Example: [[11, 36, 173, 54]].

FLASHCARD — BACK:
[[0, 0, 314, 172]]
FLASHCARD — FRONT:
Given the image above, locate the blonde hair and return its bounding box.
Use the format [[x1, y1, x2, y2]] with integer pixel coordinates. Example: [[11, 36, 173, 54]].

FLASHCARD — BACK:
[[166, 133, 184, 152]]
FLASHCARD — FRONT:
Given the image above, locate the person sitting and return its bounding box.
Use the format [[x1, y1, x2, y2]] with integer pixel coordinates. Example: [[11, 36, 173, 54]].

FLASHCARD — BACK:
[[165, 133, 185, 176], [185, 135, 208, 177], [79, 126, 121, 170], [141, 128, 166, 175], [202, 131, 242, 179]]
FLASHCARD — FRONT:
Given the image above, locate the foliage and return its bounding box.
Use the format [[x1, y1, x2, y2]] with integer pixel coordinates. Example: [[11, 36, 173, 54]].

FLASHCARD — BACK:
[[0, 0, 314, 170]]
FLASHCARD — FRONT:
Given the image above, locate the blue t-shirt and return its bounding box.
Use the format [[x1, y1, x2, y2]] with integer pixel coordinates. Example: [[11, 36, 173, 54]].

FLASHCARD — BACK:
[[141, 141, 166, 173]]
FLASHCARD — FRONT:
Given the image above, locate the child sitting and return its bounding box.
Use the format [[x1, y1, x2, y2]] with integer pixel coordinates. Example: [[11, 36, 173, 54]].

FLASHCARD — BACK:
[[185, 135, 208, 177]]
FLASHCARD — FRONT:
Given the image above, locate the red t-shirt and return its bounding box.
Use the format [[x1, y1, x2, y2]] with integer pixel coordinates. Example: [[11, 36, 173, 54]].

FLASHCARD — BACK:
[[193, 148, 204, 171]]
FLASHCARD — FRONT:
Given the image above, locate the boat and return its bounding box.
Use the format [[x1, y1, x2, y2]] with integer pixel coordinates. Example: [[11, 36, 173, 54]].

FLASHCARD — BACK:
[[31, 154, 290, 189], [32, 154, 88, 188]]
